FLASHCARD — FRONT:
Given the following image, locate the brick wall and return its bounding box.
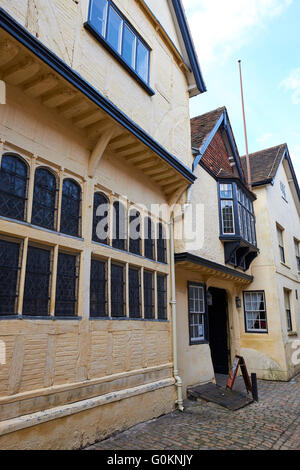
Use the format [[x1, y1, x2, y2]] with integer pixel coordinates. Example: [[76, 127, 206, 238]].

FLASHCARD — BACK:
[[201, 130, 233, 177]]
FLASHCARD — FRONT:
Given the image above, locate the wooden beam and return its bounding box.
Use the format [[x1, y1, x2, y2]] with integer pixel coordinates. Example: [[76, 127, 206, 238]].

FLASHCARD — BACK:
[[135, 158, 158, 170], [23, 73, 58, 97], [43, 89, 76, 108], [58, 98, 90, 119], [3, 59, 40, 85], [0, 40, 19, 68], [73, 109, 104, 128], [88, 128, 116, 177]]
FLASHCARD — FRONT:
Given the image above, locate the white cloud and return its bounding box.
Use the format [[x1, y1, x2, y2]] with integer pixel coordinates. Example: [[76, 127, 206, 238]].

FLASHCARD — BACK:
[[256, 133, 274, 146], [289, 144, 300, 181], [280, 68, 300, 104], [183, 0, 292, 67]]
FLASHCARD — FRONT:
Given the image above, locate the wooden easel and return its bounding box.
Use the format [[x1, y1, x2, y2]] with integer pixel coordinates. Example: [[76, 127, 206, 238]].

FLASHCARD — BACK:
[[227, 355, 252, 394]]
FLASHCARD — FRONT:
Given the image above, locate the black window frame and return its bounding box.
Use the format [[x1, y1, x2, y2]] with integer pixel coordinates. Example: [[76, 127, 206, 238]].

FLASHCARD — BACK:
[[129, 266, 141, 318], [187, 282, 208, 345], [0, 153, 28, 222], [85, 0, 154, 96], [55, 251, 79, 317], [60, 178, 82, 238], [112, 200, 127, 251], [110, 262, 125, 317], [243, 290, 268, 334], [284, 288, 293, 332], [129, 208, 141, 256], [144, 216, 155, 261], [22, 244, 52, 317], [92, 192, 109, 244], [143, 270, 154, 319], [90, 258, 107, 318], [157, 223, 167, 264], [0, 237, 22, 316], [157, 274, 167, 320], [31, 166, 58, 231]]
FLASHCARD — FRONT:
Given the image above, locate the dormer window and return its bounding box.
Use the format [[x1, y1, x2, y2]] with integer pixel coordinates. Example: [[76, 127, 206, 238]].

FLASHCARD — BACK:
[[220, 184, 235, 234], [86, 0, 153, 94]]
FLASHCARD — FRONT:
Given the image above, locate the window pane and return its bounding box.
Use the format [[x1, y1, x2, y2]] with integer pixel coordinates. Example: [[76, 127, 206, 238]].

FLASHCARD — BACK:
[[107, 6, 122, 53], [157, 223, 167, 263], [23, 246, 51, 316], [60, 179, 81, 237], [90, 0, 107, 36], [144, 217, 155, 260], [31, 168, 57, 230], [111, 263, 125, 317], [220, 184, 232, 199], [90, 259, 107, 317], [93, 193, 109, 244], [136, 39, 149, 83], [157, 274, 167, 320], [244, 291, 267, 332], [0, 155, 27, 221], [0, 239, 20, 315], [55, 253, 78, 316], [112, 201, 127, 251], [129, 209, 141, 255], [221, 200, 234, 234], [144, 270, 154, 319], [122, 24, 136, 68], [129, 267, 141, 318]]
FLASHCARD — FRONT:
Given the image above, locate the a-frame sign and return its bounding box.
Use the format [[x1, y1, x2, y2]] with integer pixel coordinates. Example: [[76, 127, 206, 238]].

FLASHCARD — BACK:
[[226, 355, 252, 394]]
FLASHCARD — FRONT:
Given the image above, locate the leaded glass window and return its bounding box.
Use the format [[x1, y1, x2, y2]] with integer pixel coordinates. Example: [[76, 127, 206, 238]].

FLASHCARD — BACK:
[[112, 201, 127, 251], [129, 267, 141, 318], [144, 217, 155, 260], [0, 238, 20, 315], [31, 168, 57, 230], [60, 179, 81, 237], [90, 259, 107, 317], [144, 270, 154, 319], [55, 252, 78, 316], [92, 192, 109, 244], [157, 223, 167, 263], [129, 208, 141, 255], [111, 263, 125, 317], [0, 154, 28, 221], [157, 274, 167, 320], [23, 246, 51, 316], [188, 284, 206, 342], [243, 291, 267, 332]]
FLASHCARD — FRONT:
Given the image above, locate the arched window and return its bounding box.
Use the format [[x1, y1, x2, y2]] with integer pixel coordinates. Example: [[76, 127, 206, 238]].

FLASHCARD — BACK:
[[92, 192, 109, 244], [31, 167, 57, 230], [60, 179, 81, 237], [157, 223, 167, 263], [0, 154, 28, 221], [144, 216, 154, 260], [112, 201, 127, 251], [129, 208, 141, 255]]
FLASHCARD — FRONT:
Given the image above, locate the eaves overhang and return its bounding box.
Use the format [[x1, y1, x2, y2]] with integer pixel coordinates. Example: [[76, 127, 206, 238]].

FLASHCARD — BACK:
[[175, 252, 253, 284], [0, 7, 196, 192]]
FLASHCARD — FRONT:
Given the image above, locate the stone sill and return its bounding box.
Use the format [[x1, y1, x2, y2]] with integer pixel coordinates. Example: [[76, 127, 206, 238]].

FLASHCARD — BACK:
[[288, 331, 298, 337]]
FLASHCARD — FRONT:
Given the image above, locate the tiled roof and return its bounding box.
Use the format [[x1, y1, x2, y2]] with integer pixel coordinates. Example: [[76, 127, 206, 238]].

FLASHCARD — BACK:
[[241, 144, 286, 184], [191, 107, 225, 150]]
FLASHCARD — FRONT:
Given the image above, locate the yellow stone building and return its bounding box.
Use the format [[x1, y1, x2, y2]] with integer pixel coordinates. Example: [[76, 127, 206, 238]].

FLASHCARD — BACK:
[[0, 0, 206, 449]]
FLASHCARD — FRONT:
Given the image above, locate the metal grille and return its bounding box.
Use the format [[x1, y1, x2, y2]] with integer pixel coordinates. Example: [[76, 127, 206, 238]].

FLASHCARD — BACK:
[[90, 259, 107, 317], [55, 252, 78, 316], [157, 223, 167, 263], [31, 168, 57, 230], [129, 208, 141, 255], [144, 217, 155, 260], [92, 192, 109, 244], [0, 239, 20, 315], [157, 274, 167, 319], [112, 201, 127, 251], [111, 263, 125, 317], [23, 246, 51, 316], [60, 179, 81, 237], [129, 267, 141, 318], [144, 270, 154, 319], [0, 154, 28, 221]]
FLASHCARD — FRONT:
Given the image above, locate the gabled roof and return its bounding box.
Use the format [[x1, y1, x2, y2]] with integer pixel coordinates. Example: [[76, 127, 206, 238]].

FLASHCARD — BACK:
[[190, 106, 246, 183], [240, 144, 286, 185], [241, 144, 300, 205]]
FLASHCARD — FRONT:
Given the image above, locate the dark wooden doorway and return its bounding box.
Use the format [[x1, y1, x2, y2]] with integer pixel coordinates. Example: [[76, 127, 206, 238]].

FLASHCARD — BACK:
[[208, 287, 229, 375]]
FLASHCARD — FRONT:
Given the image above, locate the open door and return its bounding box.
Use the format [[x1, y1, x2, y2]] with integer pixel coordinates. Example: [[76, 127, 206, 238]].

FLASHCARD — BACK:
[[208, 287, 230, 375]]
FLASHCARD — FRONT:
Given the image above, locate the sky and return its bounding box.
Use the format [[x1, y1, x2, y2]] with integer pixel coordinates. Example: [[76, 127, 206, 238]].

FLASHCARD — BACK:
[[183, 0, 300, 180]]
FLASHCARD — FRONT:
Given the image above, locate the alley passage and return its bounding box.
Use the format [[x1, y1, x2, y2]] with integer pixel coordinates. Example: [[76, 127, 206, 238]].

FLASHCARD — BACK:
[[86, 375, 300, 450]]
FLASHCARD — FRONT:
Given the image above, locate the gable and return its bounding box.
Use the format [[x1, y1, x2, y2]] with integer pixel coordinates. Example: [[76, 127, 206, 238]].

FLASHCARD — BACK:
[[201, 130, 234, 178]]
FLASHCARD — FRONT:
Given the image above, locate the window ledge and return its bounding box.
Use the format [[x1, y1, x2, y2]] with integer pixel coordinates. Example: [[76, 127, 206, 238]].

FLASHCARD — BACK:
[[89, 316, 169, 322], [280, 261, 291, 269], [189, 340, 209, 346], [84, 22, 155, 97], [0, 315, 82, 320], [288, 331, 298, 337]]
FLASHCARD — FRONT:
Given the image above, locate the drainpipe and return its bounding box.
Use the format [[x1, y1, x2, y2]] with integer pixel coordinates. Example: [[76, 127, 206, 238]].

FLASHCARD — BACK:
[[169, 184, 193, 412]]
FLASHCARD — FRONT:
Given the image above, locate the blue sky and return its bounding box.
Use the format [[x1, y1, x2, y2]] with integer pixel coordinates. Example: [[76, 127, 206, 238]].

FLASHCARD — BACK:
[[183, 0, 300, 180]]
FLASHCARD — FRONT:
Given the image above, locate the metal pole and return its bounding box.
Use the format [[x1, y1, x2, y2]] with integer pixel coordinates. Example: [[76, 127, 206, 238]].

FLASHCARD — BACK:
[[251, 373, 258, 401], [238, 60, 252, 191]]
